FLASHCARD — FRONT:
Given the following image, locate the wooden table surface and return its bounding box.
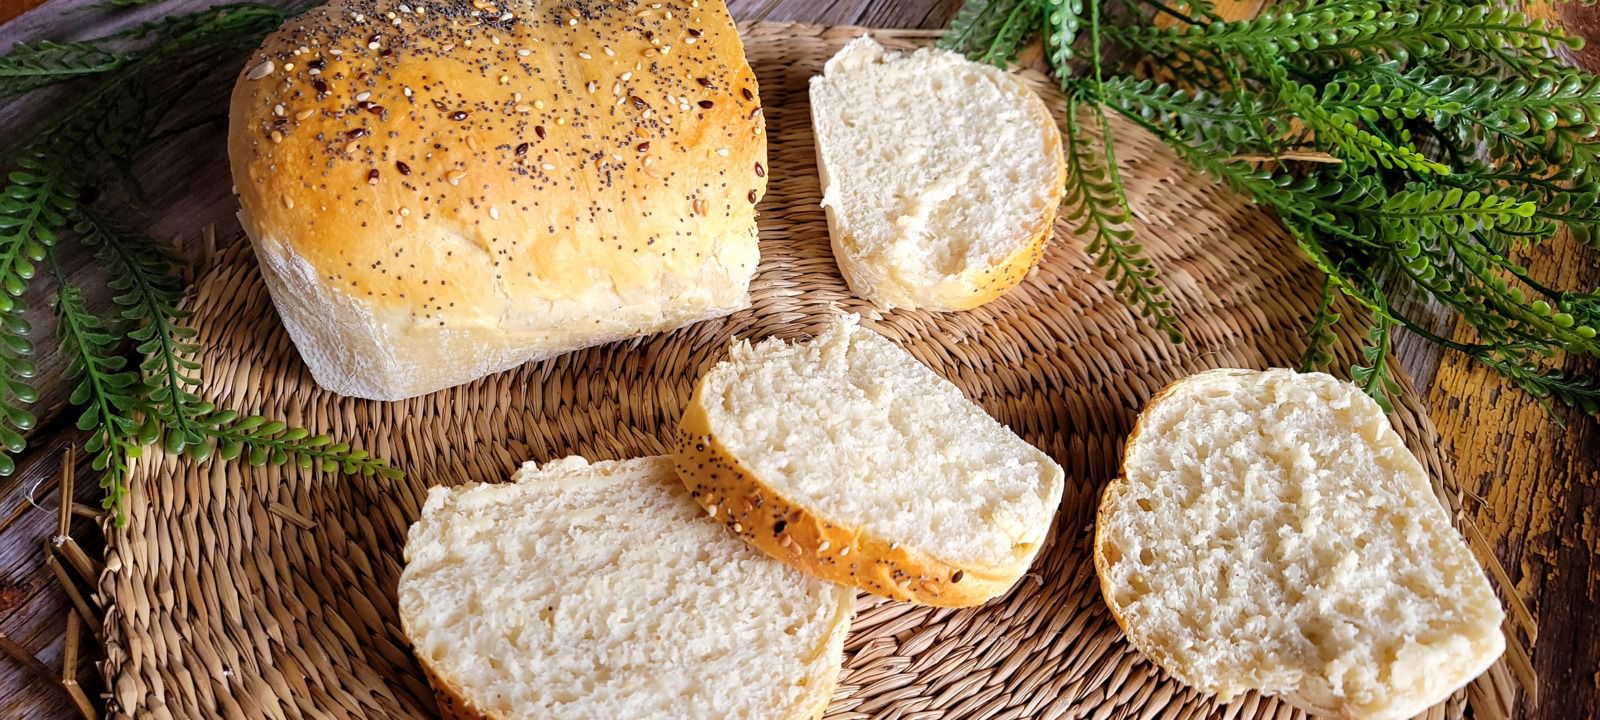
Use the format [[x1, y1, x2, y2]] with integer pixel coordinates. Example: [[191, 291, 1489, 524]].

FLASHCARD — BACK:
[[0, 1, 1595, 718]]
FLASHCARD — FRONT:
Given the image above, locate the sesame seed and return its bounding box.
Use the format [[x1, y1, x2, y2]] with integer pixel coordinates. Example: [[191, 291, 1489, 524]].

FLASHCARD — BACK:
[[273, 104, 285, 116], [732, 523, 742, 533], [355, 92, 372, 102], [517, 48, 532, 57], [489, 206, 500, 220], [707, 505, 718, 517], [247, 60, 275, 80], [541, 162, 555, 171], [400, 207, 411, 217], [499, 74, 510, 85], [344, 141, 360, 154], [603, 45, 615, 56], [465, 136, 480, 151], [534, 99, 545, 109], [404, 86, 414, 97], [692, 197, 706, 215], [556, 117, 566, 125], [283, 62, 295, 71], [685, 37, 697, 45], [515, 104, 532, 113], [586, 81, 598, 93], [716, 148, 729, 156], [578, 51, 592, 60], [296, 109, 315, 120], [620, 71, 633, 82], [446, 170, 466, 185], [840, 546, 850, 557], [661, 45, 672, 55], [269, 130, 283, 144], [818, 541, 831, 553], [282, 195, 294, 209]]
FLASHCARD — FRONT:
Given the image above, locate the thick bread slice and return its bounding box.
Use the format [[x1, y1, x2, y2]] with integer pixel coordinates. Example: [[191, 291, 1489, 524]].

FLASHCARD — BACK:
[[1095, 369, 1504, 720], [399, 456, 854, 720], [673, 315, 1065, 607], [809, 36, 1066, 312]]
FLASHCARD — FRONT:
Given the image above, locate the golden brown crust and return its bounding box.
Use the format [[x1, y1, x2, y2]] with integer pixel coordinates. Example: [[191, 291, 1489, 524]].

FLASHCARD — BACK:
[[672, 378, 1029, 608], [416, 654, 494, 720], [228, 0, 766, 398]]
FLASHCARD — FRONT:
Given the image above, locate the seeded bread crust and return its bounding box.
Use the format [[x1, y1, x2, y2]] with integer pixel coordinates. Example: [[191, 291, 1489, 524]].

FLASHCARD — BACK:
[[412, 651, 490, 720], [673, 383, 1032, 608], [229, 0, 766, 400]]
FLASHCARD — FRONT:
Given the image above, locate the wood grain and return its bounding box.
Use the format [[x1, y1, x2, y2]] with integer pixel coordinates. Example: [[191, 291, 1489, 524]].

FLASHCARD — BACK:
[[0, 1, 1596, 719]]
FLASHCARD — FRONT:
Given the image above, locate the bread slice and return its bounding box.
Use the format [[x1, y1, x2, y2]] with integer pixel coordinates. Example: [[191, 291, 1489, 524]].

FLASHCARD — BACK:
[[1095, 369, 1505, 720], [673, 315, 1065, 607], [809, 36, 1066, 312], [398, 456, 854, 720]]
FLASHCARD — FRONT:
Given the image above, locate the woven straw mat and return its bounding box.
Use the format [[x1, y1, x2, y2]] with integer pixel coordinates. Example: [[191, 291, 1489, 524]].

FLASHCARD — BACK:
[[97, 23, 1519, 720]]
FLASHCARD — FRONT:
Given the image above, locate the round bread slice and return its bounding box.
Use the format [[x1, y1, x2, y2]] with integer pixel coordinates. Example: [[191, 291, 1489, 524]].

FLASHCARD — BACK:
[[673, 315, 1065, 607], [809, 36, 1066, 312], [1095, 368, 1505, 720], [399, 456, 854, 720]]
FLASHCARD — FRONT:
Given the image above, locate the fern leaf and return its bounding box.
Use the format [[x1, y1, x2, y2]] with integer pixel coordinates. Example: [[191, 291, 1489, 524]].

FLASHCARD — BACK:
[[1063, 96, 1184, 342]]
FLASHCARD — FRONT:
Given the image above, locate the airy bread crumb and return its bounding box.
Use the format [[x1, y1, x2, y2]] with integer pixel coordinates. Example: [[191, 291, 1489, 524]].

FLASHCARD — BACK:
[[809, 36, 1065, 311], [399, 456, 853, 720], [1096, 369, 1505, 720]]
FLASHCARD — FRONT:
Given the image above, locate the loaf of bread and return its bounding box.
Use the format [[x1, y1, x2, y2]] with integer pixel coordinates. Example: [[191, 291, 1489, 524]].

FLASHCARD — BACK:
[[674, 315, 1065, 606], [229, 0, 767, 400], [1095, 369, 1505, 720], [398, 456, 854, 720], [809, 37, 1065, 312]]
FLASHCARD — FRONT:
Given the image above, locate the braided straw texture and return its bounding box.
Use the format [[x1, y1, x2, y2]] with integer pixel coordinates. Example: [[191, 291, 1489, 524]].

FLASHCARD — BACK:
[[97, 24, 1519, 720]]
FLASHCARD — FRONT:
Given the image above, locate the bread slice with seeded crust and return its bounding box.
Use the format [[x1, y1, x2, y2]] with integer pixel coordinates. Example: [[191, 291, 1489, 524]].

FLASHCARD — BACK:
[[399, 456, 854, 720], [809, 36, 1066, 312], [1095, 368, 1504, 720], [673, 315, 1064, 607]]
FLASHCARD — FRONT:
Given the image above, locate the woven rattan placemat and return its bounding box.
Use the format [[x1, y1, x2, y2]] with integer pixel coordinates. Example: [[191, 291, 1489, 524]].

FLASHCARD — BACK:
[[96, 23, 1517, 720]]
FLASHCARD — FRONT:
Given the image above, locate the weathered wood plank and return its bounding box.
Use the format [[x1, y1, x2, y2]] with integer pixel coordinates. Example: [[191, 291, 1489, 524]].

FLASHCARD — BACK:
[[1427, 233, 1600, 720]]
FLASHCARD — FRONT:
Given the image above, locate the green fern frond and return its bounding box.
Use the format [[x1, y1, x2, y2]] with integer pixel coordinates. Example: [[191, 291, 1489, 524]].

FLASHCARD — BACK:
[[1301, 277, 1342, 371], [204, 412, 402, 478], [0, 155, 70, 475], [1351, 307, 1400, 412], [1063, 96, 1184, 342], [69, 209, 212, 458], [0, 41, 129, 98], [1113, 3, 1580, 62], [1042, 0, 1087, 78], [49, 255, 142, 523], [941, 0, 1029, 60]]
